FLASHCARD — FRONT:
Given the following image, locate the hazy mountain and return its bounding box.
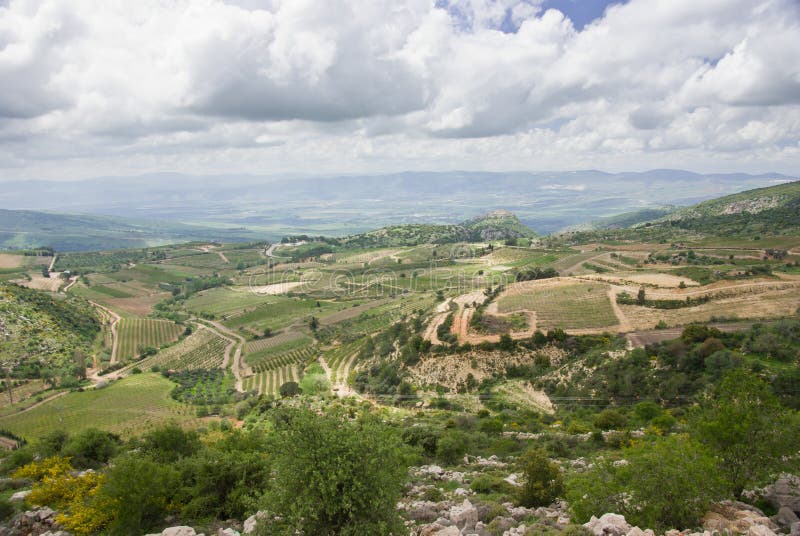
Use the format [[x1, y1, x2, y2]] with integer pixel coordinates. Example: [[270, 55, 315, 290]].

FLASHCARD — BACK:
[[0, 170, 795, 240]]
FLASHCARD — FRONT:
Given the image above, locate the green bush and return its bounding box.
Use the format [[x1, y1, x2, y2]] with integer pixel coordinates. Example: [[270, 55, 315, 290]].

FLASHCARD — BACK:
[[593, 409, 627, 430], [517, 448, 564, 507], [436, 429, 469, 465], [260, 408, 412, 535], [62, 428, 120, 469], [567, 436, 727, 530]]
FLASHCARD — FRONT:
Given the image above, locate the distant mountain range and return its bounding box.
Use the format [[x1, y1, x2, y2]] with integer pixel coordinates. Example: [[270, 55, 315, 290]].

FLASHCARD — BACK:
[[0, 170, 796, 250], [0, 170, 795, 235]]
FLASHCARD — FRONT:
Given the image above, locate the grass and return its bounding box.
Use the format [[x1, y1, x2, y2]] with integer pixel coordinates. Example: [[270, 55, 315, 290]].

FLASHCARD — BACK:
[[224, 296, 347, 332], [116, 318, 184, 361], [184, 287, 269, 316], [0, 374, 198, 441], [497, 282, 618, 330], [245, 331, 312, 354]]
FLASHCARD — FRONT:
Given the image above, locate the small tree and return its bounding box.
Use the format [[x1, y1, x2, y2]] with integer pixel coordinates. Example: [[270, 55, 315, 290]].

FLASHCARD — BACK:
[[692, 369, 800, 498], [261, 408, 411, 535], [517, 448, 564, 507], [279, 381, 301, 397], [308, 316, 319, 331], [636, 287, 646, 305]]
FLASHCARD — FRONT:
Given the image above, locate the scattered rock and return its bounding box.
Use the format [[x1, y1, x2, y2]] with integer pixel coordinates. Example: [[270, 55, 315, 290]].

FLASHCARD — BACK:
[[408, 501, 441, 523], [10, 489, 31, 502], [763, 474, 800, 514], [775, 506, 800, 529], [242, 512, 268, 534], [703, 501, 779, 535], [449, 499, 478, 531], [583, 513, 632, 536], [217, 529, 240, 536], [160, 527, 196, 536]]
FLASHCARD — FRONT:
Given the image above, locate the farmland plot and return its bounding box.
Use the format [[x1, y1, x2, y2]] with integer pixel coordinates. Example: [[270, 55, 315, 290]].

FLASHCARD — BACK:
[[0, 374, 198, 440], [135, 328, 228, 371], [116, 318, 183, 361], [497, 281, 618, 330]]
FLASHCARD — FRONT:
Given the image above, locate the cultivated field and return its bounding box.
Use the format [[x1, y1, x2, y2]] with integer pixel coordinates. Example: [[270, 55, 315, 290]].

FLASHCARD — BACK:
[[497, 280, 618, 331], [134, 328, 229, 371], [116, 318, 184, 361], [0, 374, 199, 440]]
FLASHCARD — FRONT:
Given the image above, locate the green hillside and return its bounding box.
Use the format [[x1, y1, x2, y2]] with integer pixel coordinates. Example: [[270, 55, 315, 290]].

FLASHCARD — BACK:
[[341, 210, 537, 247], [561, 181, 800, 243], [0, 209, 260, 252], [0, 283, 100, 375]]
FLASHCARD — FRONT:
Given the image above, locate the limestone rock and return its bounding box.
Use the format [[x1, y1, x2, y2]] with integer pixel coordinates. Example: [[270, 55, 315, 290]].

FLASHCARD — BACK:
[[161, 527, 197, 536], [583, 513, 632, 536], [775, 506, 800, 529], [10, 489, 30, 502], [449, 499, 478, 530], [242, 512, 268, 534], [764, 474, 800, 514]]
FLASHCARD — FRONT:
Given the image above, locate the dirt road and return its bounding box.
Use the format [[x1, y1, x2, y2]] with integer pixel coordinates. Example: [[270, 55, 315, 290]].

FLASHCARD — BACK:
[[89, 301, 120, 364], [201, 320, 248, 391]]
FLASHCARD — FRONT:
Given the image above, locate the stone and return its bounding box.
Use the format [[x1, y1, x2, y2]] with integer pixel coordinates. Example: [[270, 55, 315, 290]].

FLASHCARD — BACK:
[[503, 473, 521, 487], [161, 528, 197, 536], [583, 513, 632, 536], [790, 521, 800, 536], [625, 529, 655, 536], [37, 507, 56, 521], [775, 506, 800, 529], [408, 501, 440, 523], [449, 499, 479, 531], [9, 489, 30, 502], [433, 527, 460, 536], [747, 526, 777, 536], [218, 529, 240, 536], [764, 474, 800, 514], [243, 511, 268, 534]]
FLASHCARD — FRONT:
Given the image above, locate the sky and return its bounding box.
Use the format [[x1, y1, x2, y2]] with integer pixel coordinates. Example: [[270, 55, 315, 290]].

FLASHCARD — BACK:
[[0, 0, 799, 181]]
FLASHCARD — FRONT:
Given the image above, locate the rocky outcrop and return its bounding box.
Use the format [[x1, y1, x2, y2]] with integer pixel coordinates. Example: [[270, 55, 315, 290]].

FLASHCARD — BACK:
[[583, 513, 632, 536], [0, 508, 69, 536], [702, 501, 780, 535], [763, 474, 800, 514]]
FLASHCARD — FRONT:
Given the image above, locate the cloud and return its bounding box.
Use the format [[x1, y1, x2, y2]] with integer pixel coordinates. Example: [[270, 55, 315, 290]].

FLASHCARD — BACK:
[[0, 0, 798, 178]]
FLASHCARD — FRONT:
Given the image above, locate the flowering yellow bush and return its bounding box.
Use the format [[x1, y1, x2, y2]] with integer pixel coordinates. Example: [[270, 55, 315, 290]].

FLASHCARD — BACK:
[[12, 457, 113, 535], [12, 456, 72, 481]]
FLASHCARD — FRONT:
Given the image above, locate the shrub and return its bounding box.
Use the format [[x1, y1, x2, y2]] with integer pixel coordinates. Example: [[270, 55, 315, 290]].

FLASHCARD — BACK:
[[517, 448, 564, 507], [62, 428, 120, 469], [436, 429, 469, 465], [279, 381, 301, 397], [593, 409, 626, 430], [567, 436, 727, 530], [260, 408, 412, 535]]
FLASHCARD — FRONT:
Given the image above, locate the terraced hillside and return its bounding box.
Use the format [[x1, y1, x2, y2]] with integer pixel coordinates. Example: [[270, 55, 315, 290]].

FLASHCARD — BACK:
[[116, 318, 184, 361]]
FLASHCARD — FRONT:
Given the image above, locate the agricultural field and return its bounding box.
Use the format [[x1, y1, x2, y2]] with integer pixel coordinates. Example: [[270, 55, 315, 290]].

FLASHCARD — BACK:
[[497, 281, 618, 331], [133, 328, 229, 371], [245, 331, 311, 354], [0, 373, 199, 440], [242, 364, 300, 396], [116, 318, 184, 361], [245, 339, 316, 372]]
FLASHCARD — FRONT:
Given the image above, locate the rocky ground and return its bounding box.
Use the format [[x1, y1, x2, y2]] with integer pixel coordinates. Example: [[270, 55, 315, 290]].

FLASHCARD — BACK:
[[2, 470, 798, 536]]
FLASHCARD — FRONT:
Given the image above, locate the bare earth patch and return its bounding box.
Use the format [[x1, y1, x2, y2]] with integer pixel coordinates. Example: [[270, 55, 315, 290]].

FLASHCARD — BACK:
[[247, 282, 306, 295], [14, 275, 63, 292]]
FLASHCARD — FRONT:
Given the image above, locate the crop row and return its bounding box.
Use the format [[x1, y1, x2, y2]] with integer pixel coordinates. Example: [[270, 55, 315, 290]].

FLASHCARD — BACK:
[[243, 365, 299, 395], [117, 318, 183, 361], [250, 346, 315, 373]]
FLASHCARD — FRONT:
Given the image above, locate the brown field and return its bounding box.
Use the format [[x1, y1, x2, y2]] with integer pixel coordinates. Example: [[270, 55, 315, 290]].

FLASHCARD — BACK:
[[104, 292, 172, 317], [14, 275, 64, 292], [618, 281, 800, 330]]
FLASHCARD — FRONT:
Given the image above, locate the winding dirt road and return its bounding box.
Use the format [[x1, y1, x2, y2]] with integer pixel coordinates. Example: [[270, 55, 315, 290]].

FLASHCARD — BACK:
[[88, 301, 120, 364]]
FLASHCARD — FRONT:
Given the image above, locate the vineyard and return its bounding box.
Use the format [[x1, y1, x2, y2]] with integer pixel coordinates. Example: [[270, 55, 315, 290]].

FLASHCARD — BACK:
[[246, 342, 315, 373], [245, 331, 311, 354], [497, 282, 618, 330], [242, 364, 300, 396], [324, 341, 364, 385], [134, 328, 229, 371], [116, 318, 184, 361], [0, 373, 199, 440]]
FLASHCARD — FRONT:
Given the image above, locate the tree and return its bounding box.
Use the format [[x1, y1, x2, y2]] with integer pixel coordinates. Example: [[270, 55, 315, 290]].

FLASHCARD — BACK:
[[436, 429, 468, 465], [279, 381, 301, 397], [99, 453, 180, 535], [636, 287, 646, 305], [517, 448, 564, 507], [692, 370, 800, 498], [62, 428, 120, 469], [260, 408, 411, 535], [567, 436, 727, 530], [309, 316, 319, 331]]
